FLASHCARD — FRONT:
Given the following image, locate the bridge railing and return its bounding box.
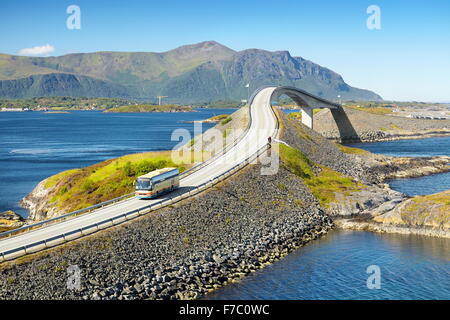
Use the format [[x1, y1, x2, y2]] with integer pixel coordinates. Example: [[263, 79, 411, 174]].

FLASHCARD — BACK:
[[0, 92, 279, 262]]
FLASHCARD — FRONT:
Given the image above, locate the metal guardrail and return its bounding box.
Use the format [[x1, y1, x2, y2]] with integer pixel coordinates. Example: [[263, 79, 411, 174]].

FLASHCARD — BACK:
[[0, 192, 135, 240], [0, 89, 279, 262]]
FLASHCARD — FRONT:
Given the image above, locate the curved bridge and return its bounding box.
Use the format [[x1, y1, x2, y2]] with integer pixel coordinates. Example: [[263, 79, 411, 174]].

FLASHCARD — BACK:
[[251, 86, 341, 129], [0, 86, 340, 262]]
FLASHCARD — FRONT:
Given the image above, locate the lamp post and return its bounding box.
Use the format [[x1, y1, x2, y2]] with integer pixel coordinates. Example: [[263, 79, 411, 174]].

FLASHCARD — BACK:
[[245, 83, 250, 106]]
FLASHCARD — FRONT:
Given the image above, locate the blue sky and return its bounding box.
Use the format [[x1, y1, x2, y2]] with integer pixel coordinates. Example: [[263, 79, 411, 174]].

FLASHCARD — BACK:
[[1, 0, 449, 102]]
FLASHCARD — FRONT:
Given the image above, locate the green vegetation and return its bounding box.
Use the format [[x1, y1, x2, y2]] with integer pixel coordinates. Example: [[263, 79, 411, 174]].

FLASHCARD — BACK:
[[43, 151, 203, 213], [220, 116, 232, 125], [402, 191, 450, 219], [346, 104, 393, 115], [0, 41, 381, 102], [334, 143, 370, 156], [223, 128, 232, 139], [104, 104, 193, 113], [195, 100, 243, 109], [208, 114, 229, 122], [44, 169, 80, 189], [279, 144, 365, 207], [288, 112, 302, 121], [0, 96, 138, 111], [375, 190, 450, 228]]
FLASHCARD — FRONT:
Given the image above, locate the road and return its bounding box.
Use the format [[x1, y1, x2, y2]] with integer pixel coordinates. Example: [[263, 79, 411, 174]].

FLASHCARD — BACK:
[[0, 87, 278, 259]]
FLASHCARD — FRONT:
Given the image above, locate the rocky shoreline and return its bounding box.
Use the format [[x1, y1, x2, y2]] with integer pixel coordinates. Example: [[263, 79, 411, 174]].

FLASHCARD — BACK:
[[334, 218, 450, 238]]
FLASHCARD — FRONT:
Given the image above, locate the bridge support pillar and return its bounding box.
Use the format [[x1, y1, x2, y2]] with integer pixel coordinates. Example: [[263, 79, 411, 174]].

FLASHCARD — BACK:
[[301, 107, 313, 129]]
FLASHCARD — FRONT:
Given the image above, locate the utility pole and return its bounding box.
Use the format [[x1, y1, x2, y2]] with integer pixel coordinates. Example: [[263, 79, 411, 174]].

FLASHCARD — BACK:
[[157, 96, 168, 106]]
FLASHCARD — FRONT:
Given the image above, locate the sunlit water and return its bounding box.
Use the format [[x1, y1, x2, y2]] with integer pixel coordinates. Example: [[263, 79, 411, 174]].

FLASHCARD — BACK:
[[206, 230, 450, 300], [0, 109, 234, 217]]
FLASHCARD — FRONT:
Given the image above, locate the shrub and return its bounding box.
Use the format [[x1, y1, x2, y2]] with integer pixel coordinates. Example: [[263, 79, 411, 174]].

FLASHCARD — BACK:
[[220, 116, 232, 125]]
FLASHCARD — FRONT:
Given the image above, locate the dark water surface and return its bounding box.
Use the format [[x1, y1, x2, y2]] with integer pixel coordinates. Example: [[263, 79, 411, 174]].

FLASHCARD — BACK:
[[0, 109, 234, 216]]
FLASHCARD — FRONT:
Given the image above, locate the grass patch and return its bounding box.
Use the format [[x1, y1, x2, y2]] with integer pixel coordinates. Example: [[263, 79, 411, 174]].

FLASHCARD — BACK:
[[402, 191, 450, 219], [347, 105, 393, 115], [220, 116, 232, 125], [390, 124, 402, 130], [334, 143, 370, 155], [288, 112, 302, 121], [44, 169, 80, 189], [279, 144, 365, 207], [42, 150, 200, 213], [223, 128, 232, 139], [208, 114, 229, 121]]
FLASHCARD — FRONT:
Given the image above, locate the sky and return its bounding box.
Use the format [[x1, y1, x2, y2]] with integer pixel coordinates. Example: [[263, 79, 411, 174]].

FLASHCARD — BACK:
[[0, 0, 449, 102]]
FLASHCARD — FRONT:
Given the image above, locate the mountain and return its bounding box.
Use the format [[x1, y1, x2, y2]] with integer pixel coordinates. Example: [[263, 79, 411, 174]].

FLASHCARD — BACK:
[[0, 41, 382, 102]]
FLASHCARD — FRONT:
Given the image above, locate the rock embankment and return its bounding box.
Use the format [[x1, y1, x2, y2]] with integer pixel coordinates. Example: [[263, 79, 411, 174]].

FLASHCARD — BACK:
[[0, 159, 332, 300], [314, 107, 450, 142]]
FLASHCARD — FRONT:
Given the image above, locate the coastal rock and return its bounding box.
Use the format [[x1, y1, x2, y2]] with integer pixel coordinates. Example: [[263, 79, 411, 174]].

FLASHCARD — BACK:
[[0, 210, 25, 231], [20, 178, 62, 221]]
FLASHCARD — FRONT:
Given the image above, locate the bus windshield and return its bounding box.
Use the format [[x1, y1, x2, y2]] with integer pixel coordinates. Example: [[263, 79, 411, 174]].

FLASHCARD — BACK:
[[136, 178, 152, 190]]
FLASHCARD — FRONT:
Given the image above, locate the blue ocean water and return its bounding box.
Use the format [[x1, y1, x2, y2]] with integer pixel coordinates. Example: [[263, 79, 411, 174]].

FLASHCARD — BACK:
[[206, 230, 450, 300], [347, 136, 450, 196], [347, 136, 450, 158], [0, 109, 234, 217]]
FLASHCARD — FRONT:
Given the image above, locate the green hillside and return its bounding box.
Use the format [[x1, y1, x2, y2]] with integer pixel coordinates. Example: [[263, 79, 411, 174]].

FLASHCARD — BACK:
[[0, 41, 382, 102]]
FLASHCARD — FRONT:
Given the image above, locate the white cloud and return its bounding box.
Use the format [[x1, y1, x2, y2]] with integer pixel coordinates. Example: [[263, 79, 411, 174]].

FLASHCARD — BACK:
[[18, 44, 55, 56]]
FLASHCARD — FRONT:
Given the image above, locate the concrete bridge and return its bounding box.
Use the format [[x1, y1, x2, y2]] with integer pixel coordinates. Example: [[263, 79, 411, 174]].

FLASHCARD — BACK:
[[0, 85, 342, 262], [250, 86, 341, 129]]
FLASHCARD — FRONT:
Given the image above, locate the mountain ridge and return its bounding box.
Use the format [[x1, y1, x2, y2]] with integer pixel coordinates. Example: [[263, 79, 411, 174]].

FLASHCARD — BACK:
[[0, 41, 382, 102]]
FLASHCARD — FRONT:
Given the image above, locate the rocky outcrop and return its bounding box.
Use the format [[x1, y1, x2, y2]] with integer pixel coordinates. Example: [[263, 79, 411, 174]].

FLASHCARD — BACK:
[[362, 155, 450, 183], [0, 210, 25, 232], [20, 178, 61, 221]]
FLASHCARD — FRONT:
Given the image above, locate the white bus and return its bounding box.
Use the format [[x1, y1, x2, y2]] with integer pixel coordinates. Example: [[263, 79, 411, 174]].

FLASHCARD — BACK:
[[135, 167, 180, 199]]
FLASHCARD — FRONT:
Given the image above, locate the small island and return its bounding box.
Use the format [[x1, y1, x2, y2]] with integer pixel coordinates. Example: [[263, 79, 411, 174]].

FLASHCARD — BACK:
[[104, 104, 194, 113]]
